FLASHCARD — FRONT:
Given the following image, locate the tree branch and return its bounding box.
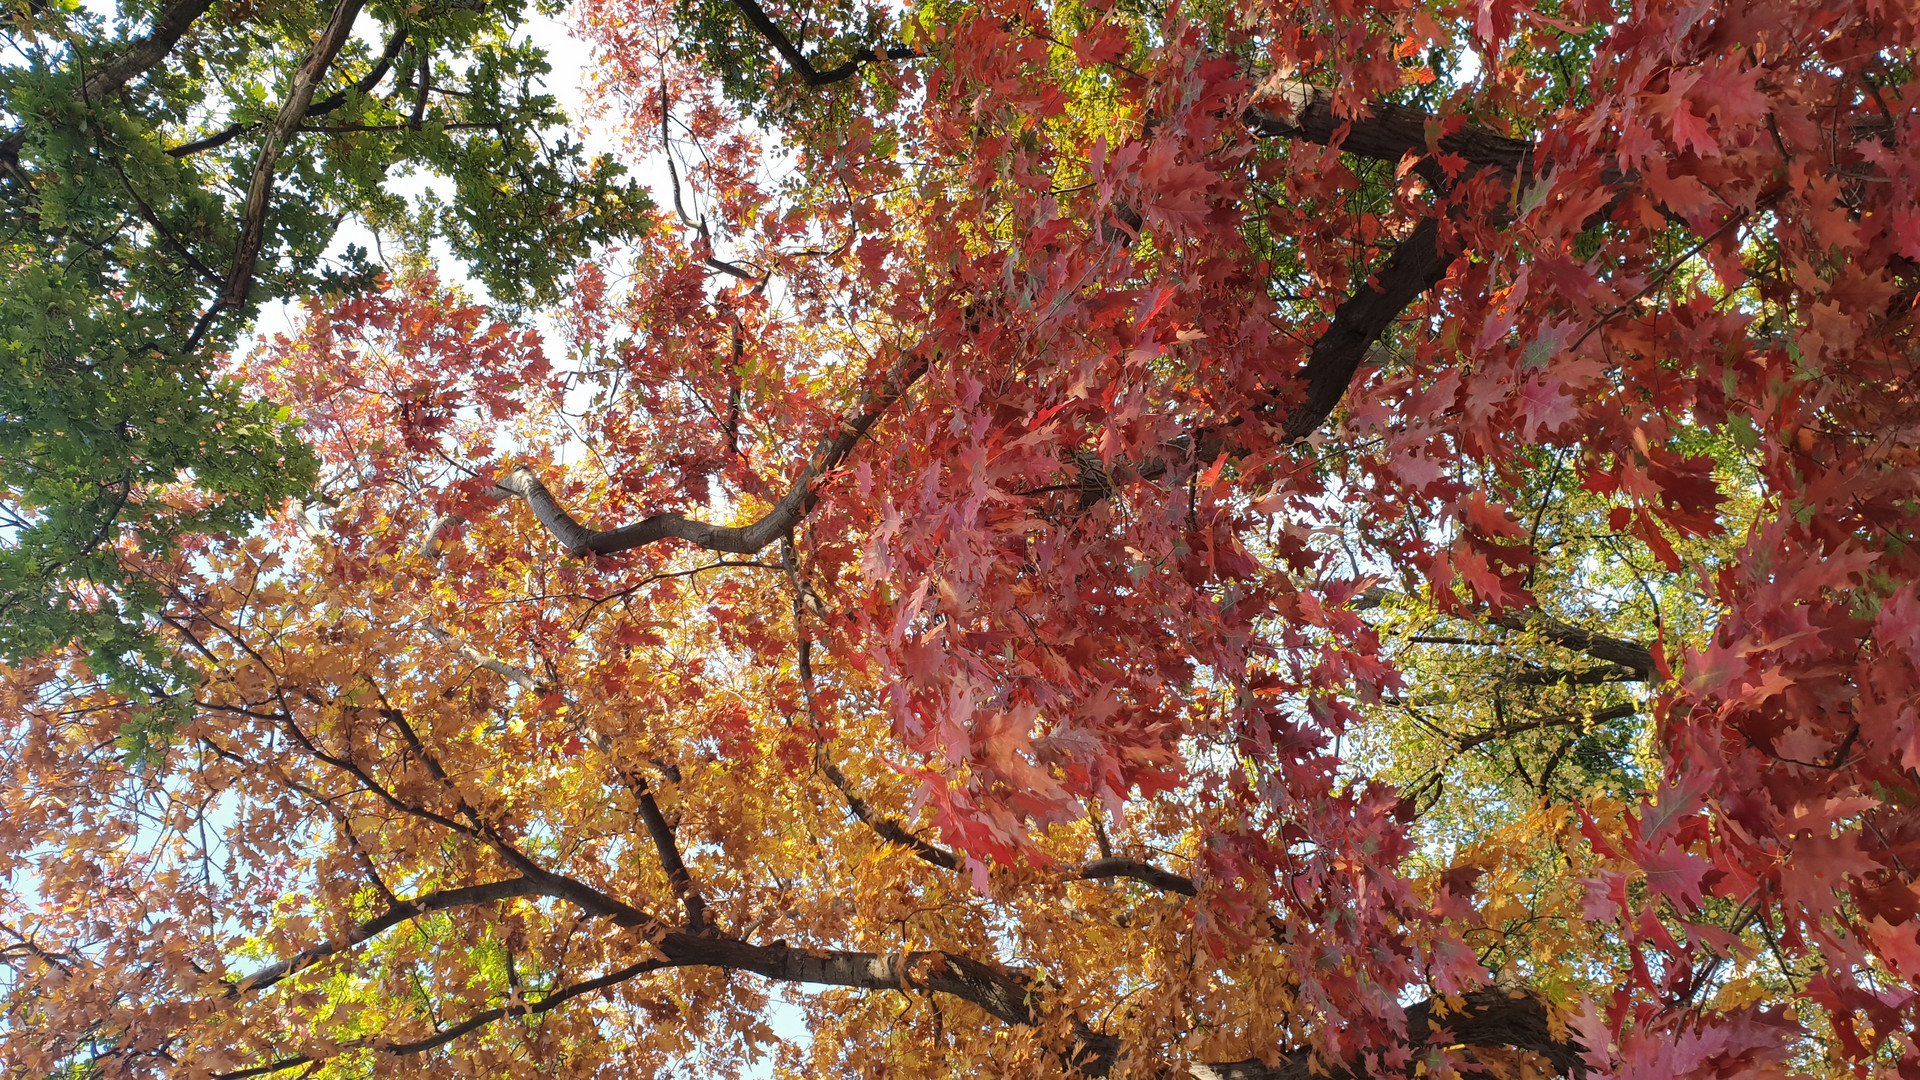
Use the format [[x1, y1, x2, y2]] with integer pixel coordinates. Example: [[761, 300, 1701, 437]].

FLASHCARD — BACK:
[[386, 958, 674, 1054], [213, 956, 675, 1078], [1373, 592, 1658, 681], [78, 0, 216, 104], [1076, 857, 1198, 896], [1489, 610, 1658, 680], [1503, 664, 1643, 687], [496, 350, 928, 557], [216, 933, 1580, 1080], [376, 710, 662, 931], [1, 0, 216, 166], [657, 932, 1042, 1028], [628, 775, 707, 931], [1456, 702, 1637, 753], [221, 0, 368, 311], [818, 759, 963, 871], [166, 23, 410, 157], [825, 763, 1213, 905], [1191, 989, 1584, 1080], [1246, 83, 1534, 177], [412, 616, 705, 931], [424, 623, 541, 690], [728, 0, 918, 86], [1280, 215, 1456, 440], [227, 877, 548, 997], [1246, 86, 1537, 440]]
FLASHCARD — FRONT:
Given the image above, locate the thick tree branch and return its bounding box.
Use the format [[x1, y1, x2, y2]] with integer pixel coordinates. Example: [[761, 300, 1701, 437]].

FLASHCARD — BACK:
[[497, 350, 928, 557], [166, 23, 409, 157], [213, 933, 1046, 1079], [1041, 92, 1529, 468], [655, 934, 1081, 1046], [728, 0, 917, 86], [1247, 87, 1536, 440], [218, 930, 1579, 1080], [1192, 989, 1583, 1080], [222, 0, 368, 311], [1076, 857, 1199, 896], [227, 877, 547, 996], [78, 0, 216, 104], [1280, 216, 1456, 440], [1, 0, 215, 165], [1490, 610, 1658, 680], [1246, 83, 1534, 176]]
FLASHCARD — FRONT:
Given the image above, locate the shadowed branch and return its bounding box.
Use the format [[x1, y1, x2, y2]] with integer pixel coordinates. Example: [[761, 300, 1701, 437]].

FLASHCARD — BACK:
[[729, 0, 918, 86]]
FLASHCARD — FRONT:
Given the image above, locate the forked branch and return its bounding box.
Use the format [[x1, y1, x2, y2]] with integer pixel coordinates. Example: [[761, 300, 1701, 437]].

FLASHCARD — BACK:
[[1246, 83, 1534, 177], [167, 23, 410, 157], [1281, 215, 1455, 440], [216, 921, 1581, 1080]]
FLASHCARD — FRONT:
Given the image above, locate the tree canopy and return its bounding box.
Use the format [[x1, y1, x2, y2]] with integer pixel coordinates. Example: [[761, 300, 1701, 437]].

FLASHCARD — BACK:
[[0, 0, 649, 688], [4, 0, 1920, 1078]]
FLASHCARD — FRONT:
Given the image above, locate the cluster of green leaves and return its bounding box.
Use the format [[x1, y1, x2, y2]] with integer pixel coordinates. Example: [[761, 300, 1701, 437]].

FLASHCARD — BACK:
[[671, 0, 904, 111], [0, 0, 653, 702]]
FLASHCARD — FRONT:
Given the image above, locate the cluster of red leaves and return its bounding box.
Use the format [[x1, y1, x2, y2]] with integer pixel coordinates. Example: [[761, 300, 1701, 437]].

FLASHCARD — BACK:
[[542, 0, 1920, 1071]]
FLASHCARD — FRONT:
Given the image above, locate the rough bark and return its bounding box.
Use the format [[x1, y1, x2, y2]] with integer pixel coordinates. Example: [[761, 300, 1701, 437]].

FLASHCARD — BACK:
[[1, 0, 216, 165], [1490, 610, 1659, 681], [78, 0, 217, 103], [223, 0, 368, 309], [228, 890, 1584, 1079]]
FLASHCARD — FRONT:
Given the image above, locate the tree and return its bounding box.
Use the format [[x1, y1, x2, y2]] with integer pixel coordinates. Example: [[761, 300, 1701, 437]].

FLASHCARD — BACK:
[[4, 0, 1920, 1077], [0, 0, 653, 689]]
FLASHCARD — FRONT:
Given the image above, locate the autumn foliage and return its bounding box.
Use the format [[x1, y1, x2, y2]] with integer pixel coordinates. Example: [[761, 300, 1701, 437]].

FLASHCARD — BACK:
[[5, 0, 1920, 1077]]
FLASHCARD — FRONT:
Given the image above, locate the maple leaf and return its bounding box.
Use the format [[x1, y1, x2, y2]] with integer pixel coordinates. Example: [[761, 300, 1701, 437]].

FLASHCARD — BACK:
[[1512, 374, 1581, 441], [12, 0, 1920, 1075]]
